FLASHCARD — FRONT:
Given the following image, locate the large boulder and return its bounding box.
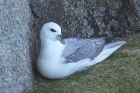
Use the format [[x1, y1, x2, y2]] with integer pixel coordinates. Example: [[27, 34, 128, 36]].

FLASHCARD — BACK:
[[0, 0, 34, 93], [31, 0, 140, 38]]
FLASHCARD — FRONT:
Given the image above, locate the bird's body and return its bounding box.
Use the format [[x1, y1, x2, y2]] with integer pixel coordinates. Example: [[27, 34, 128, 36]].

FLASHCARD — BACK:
[[37, 22, 126, 79]]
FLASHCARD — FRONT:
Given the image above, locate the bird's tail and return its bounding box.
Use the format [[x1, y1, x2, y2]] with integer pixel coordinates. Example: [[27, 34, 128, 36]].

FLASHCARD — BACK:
[[90, 41, 126, 65]]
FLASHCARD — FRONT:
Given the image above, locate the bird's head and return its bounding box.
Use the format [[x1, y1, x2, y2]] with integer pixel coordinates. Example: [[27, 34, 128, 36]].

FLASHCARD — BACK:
[[40, 22, 66, 44]]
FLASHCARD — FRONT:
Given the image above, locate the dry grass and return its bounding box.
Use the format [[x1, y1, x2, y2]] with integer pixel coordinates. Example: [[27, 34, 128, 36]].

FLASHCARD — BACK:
[[31, 34, 140, 93]]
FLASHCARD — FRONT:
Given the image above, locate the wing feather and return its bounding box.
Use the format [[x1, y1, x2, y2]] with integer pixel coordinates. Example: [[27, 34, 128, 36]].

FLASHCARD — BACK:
[[62, 38, 107, 63]]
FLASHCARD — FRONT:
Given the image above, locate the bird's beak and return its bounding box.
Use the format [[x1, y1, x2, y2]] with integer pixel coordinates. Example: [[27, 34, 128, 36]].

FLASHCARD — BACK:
[[56, 35, 66, 44]]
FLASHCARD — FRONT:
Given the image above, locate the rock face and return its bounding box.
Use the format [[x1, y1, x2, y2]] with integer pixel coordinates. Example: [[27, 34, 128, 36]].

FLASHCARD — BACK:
[[0, 0, 34, 93], [31, 0, 140, 38], [0, 0, 140, 92]]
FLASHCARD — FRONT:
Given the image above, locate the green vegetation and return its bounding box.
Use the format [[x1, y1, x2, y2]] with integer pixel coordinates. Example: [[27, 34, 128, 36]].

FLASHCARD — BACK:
[[31, 34, 140, 93]]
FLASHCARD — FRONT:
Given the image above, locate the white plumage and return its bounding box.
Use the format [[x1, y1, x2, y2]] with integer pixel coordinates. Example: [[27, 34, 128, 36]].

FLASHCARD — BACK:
[[37, 22, 126, 79]]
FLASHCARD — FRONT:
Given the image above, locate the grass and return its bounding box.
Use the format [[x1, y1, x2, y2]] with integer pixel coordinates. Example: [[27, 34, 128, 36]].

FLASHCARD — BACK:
[[31, 34, 140, 93]]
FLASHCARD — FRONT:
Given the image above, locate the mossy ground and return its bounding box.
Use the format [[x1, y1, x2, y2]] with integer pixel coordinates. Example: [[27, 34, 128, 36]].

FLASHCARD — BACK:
[[31, 34, 140, 93]]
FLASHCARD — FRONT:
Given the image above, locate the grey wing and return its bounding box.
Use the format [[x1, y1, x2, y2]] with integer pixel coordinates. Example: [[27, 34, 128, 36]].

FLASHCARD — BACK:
[[62, 38, 106, 63], [62, 38, 87, 57]]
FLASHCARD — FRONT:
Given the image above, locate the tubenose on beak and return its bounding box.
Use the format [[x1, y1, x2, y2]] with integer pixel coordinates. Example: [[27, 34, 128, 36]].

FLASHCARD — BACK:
[[56, 35, 66, 44]]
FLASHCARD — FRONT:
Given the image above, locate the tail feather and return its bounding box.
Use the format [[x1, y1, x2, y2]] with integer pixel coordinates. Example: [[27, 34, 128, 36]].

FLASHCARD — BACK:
[[90, 41, 126, 65]]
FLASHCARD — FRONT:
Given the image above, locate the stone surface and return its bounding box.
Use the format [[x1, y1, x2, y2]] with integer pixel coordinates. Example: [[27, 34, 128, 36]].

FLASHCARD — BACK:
[[0, 0, 34, 93], [30, 0, 140, 38]]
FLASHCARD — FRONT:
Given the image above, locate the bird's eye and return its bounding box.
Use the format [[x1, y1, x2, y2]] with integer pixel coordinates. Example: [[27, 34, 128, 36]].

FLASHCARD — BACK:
[[50, 29, 56, 32]]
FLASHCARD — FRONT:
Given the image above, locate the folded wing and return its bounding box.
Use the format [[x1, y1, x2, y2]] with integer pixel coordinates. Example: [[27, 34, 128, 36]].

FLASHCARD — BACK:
[[62, 38, 107, 63]]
